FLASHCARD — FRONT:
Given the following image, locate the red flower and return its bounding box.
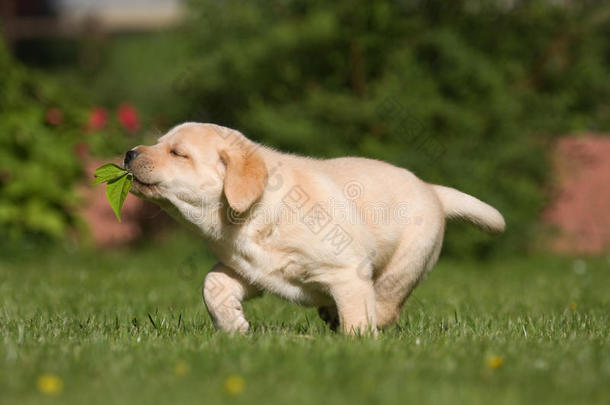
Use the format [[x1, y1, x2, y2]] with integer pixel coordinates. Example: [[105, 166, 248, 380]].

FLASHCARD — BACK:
[[118, 103, 140, 133], [45, 108, 63, 126], [88, 107, 107, 131]]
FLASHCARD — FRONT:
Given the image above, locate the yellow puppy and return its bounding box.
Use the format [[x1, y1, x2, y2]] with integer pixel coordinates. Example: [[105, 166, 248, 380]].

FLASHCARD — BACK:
[[125, 123, 505, 334]]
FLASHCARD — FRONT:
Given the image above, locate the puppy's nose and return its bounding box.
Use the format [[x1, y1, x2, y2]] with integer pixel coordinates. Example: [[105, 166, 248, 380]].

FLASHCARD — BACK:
[[124, 150, 139, 166]]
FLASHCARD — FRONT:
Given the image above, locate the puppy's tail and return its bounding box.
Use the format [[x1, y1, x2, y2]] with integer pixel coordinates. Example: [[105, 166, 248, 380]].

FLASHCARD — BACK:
[[431, 185, 505, 234]]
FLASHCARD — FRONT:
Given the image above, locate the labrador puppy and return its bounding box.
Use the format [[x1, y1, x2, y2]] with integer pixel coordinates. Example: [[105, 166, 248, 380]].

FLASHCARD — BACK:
[[125, 122, 505, 334]]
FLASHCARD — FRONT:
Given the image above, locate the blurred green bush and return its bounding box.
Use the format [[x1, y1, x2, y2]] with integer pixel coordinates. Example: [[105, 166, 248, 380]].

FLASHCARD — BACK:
[[0, 40, 146, 242], [170, 0, 610, 257], [0, 40, 85, 240]]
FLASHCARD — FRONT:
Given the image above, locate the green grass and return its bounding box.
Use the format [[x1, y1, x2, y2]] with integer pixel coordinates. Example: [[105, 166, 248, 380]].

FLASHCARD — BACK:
[[1, 238, 609, 405]]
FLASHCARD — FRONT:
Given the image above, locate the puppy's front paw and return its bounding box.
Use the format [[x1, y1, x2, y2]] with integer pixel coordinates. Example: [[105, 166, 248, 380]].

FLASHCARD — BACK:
[[203, 271, 251, 333], [208, 301, 251, 333]]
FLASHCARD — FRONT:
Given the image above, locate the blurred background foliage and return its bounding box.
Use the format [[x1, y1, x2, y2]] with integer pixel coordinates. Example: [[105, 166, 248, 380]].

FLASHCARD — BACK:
[[0, 39, 83, 240], [1, 0, 610, 257], [0, 39, 150, 242]]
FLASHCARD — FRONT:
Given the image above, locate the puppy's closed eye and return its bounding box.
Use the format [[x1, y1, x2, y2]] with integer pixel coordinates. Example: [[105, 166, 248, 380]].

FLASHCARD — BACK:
[[170, 149, 189, 158]]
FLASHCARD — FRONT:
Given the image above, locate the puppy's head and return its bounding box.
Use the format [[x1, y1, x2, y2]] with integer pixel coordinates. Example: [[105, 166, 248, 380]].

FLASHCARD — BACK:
[[125, 123, 267, 216]]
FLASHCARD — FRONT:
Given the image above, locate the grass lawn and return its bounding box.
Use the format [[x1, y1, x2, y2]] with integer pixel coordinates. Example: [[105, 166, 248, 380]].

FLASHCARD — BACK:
[[1, 237, 609, 405]]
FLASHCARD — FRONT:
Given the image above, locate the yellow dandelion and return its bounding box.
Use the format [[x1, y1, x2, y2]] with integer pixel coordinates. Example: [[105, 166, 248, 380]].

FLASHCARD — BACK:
[[569, 302, 577, 311], [37, 373, 64, 395], [223, 375, 245, 395], [174, 361, 190, 377], [486, 355, 504, 369]]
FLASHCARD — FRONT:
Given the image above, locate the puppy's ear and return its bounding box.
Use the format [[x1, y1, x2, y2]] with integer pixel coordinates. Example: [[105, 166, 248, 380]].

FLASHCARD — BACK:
[[219, 146, 267, 213]]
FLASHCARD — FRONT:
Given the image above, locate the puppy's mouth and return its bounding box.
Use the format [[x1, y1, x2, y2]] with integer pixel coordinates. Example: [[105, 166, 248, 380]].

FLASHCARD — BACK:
[[123, 164, 160, 196], [129, 172, 161, 199], [123, 166, 156, 187], [132, 175, 157, 187]]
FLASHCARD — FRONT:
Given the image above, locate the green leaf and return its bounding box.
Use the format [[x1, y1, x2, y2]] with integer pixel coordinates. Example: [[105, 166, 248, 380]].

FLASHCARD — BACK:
[[105, 173, 132, 222], [93, 163, 129, 185], [93, 163, 133, 222]]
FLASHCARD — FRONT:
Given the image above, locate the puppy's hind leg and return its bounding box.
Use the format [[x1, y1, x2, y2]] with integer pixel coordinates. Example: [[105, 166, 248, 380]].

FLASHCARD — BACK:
[[202, 263, 261, 333], [375, 226, 444, 328], [330, 275, 377, 336]]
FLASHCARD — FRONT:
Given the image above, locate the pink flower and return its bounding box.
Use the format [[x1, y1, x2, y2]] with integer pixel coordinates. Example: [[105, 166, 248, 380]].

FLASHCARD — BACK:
[[45, 108, 63, 126], [88, 107, 107, 131], [118, 103, 140, 133]]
